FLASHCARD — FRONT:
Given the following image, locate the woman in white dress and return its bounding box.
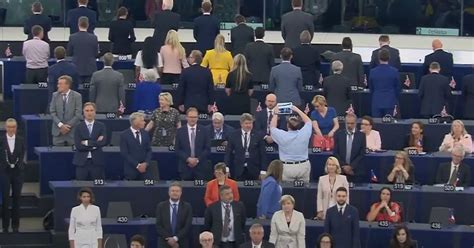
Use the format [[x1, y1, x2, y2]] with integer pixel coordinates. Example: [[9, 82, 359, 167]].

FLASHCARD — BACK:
[[269, 195, 306, 248], [68, 188, 103, 248]]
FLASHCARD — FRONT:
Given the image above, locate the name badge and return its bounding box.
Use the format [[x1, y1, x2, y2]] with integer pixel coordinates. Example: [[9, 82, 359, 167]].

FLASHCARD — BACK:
[[245, 151, 250, 158]]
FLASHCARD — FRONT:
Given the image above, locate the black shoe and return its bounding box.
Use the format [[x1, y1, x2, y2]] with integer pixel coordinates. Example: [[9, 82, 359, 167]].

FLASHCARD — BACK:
[[12, 228, 19, 233]]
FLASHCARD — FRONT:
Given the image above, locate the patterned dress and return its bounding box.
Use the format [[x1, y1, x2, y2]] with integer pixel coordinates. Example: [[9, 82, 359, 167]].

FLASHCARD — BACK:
[[150, 107, 180, 146]]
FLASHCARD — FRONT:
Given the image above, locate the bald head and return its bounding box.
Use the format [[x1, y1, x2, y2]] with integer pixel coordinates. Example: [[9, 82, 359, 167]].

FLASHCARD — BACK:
[[432, 39, 443, 50], [265, 93, 277, 109]]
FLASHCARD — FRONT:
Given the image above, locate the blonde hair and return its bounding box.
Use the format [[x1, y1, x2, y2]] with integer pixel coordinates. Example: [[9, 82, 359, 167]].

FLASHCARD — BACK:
[[159, 92, 173, 106], [324, 156, 341, 174], [311, 95, 327, 107], [214, 34, 227, 53], [165, 30, 186, 60], [230, 54, 251, 91], [450, 120, 468, 136], [279, 195, 295, 206], [393, 151, 413, 172]]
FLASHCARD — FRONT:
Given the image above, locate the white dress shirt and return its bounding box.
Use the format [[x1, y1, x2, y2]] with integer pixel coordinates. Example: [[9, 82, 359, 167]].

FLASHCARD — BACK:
[[221, 201, 235, 242], [251, 242, 262, 248], [449, 162, 459, 183], [68, 204, 103, 247], [188, 124, 197, 145], [130, 126, 142, 144], [57, 90, 72, 128], [337, 203, 347, 215], [6, 134, 15, 153]]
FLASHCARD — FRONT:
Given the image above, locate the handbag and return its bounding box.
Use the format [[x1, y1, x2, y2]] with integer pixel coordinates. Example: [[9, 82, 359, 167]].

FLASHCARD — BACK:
[[312, 134, 334, 151]]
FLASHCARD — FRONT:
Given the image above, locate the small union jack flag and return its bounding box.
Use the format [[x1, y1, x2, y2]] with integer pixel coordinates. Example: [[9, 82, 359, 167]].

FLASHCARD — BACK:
[[256, 102, 262, 112], [404, 75, 411, 88], [319, 73, 324, 84], [449, 209, 456, 224], [304, 103, 310, 114], [370, 169, 378, 183], [4, 45, 12, 58], [345, 104, 354, 114], [441, 105, 448, 117], [393, 105, 398, 117], [210, 102, 218, 113], [118, 101, 125, 114], [449, 77, 456, 89]]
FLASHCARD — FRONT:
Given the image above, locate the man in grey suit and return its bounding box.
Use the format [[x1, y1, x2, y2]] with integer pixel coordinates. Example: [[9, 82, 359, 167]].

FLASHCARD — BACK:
[[49, 75, 83, 146], [89, 52, 125, 113], [332, 37, 364, 87], [281, 0, 314, 49], [269, 48, 303, 107]]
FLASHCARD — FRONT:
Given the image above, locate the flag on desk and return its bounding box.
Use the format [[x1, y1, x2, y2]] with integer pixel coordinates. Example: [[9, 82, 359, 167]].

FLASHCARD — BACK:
[[404, 75, 411, 88], [118, 101, 125, 114], [4, 45, 12, 58], [256, 102, 262, 112], [210, 102, 218, 113], [441, 105, 448, 117], [319, 73, 324, 84], [363, 74, 368, 87], [304, 103, 310, 114], [449, 209, 456, 224], [370, 169, 378, 183], [346, 104, 355, 114], [449, 77, 456, 89], [393, 105, 398, 118]]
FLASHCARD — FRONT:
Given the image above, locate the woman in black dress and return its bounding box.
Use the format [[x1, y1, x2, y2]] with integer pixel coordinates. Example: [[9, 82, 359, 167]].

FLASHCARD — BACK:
[[224, 54, 253, 115]]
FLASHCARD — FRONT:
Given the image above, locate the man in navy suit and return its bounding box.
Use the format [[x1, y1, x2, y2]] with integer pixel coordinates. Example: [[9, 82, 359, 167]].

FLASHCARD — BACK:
[[423, 39, 453, 78], [324, 187, 361, 248], [177, 50, 215, 113], [254, 93, 286, 145], [333, 113, 366, 183], [72, 102, 107, 180], [152, 0, 180, 49], [175, 107, 211, 180], [205, 112, 234, 144], [369, 35, 401, 70], [193, 1, 220, 54], [120, 112, 153, 180], [225, 113, 266, 180], [23, 2, 51, 42], [368, 49, 400, 117], [67, 0, 97, 34], [419, 62, 452, 118], [48, 46, 80, 100]]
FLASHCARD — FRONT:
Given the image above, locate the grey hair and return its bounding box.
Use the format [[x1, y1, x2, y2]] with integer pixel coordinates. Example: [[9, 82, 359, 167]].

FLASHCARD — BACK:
[[452, 144, 466, 158], [212, 112, 224, 121], [240, 113, 254, 123], [143, 69, 159, 82], [249, 223, 264, 232], [5, 118, 17, 126], [129, 112, 145, 125], [199, 231, 213, 241], [331, 60, 344, 74]]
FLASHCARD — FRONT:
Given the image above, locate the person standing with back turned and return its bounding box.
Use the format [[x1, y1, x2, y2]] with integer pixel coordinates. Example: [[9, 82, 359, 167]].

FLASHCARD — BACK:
[[281, 0, 314, 49]]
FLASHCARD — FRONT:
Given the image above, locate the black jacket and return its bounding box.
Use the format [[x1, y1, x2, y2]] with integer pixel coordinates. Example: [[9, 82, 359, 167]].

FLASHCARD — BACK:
[[292, 44, 321, 86], [239, 240, 275, 248], [155, 200, 193, 248], [244, 41, 274, 83], [204, 201, 247, 245], [436, 162, 471, 187], [153, 10, 180, 49], [73, 121, 107, 166], [423, 49, 454, 78], [0, 134, 26, 172], [323, 74, 352, 114], [230, 23, 254, 56], [418, 73, 451, 116], [67, 6, 97, 34], [193, 14, 220, 54], [177, 64, 215, 113], [369, 45, 401, 70], [462, 74, 474, 119], [108, 19, 136, 55], [24, 14, 52, 42]]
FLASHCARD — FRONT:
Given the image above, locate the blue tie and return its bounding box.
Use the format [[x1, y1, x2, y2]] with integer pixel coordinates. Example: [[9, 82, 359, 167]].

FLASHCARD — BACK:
[[171, 203, 177, 235]]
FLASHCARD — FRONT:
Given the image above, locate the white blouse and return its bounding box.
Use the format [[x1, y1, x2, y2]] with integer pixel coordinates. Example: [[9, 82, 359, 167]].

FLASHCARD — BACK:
[[68, 204, 103, 247], [365, 129, 382, 151], [134, 50, 163, 78]]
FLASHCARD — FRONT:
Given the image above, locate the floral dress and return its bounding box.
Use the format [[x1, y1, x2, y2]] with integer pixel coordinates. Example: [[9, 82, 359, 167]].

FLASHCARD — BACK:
[[150, 107, 180, 146]]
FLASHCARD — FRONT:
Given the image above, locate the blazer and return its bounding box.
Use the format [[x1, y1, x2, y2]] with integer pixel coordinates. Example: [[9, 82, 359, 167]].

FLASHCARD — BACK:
[[333, 130, 366, 176], [48, 60, 81, 95], [108, 18, 136, 55], [205, 124, 234, 141], [254, 108, 287, 135], [435, 162, 471, 187], [419, 73, 451, 116], [365, 130, 382, 151], [230, 23, 254, 56], [225, 129, 266, 180], [322, 74, 352, 114], [193, 14, 220, 54], [153, 10, 180, 49], [177, 64, 214, 113], [175, 124, 211, 174], [269, 210, 306, 248], [24, 13, 52, 42], [269, 62, 303, 106], [239, 240, 275, 248], [369, 45, 401, 70], [462, 74, 474, 119], [256, 176, 282, 219], [67, 31, 99, 77], [331, 51, 364, 86], [281, 9, 314, 49], [119, 128, 152, 180], [423, 49, 454, 78], [243, 41, 274, 83], [0, 135, 26, 172], [292, 44, 321, 86], [155, 200, 193, 248], [368, 64, 400, 109], [324, 204, 361, 248], [72, 121, 107, 166], [89, 68, 125, 113], [204, 178, 240, 207], [439, 134, 473, 153], [204, 200, 247, 245], [317, 174, 350, 218], [49, 90, 83, 137], [67, 6, 97, 34], [403, 134, 436, 152]]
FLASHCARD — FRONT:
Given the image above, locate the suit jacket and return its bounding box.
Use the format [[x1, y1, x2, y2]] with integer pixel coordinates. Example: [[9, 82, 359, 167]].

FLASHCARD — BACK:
[[155, 200, 193, 248], [67, 6, 97, 34], [292, 44, 321, 86], [419, 73, 451, 116], [423, 49, 454, 78], [368, 64, 400, 109], [256, 176, 282, 219], [333, 130, 366, 177], [324, 204, 361, 248], [239, 240, 275, 248], [331, 51, 364, 87], [323, 74, 352, 114], [175, 124, 211, 174], [462, 74, 474, 119], [108, 18, 136, 55], [153, 10, 180, 49], [72, 121, 107, 166], [254, 108, 286, 135], [230, 23, 254, 56], [204, 200, 247, 245], [193, 14, 220, 54], [269, 210, 305, 248], [49, 90, 83, 136], [243, 41, 274, 83], [89, 68, 125, 113], [205, 124, 234, 141], [369, 45, 401, 70], [48, 60, 80, 95], [317, 174, 350, 217], [24, 13, 52, 42], [204, 178, 240, 207], [225, 129, 266, 180], [281, 9, 314, 49], [67, 31, 99, 77], [403, 134, 436, 153], [177, 64, 214, 113], [269, 62, 303, 106], [435, 162, 471, 187], [119, 128, 152, 179], [0, 135, 26, 172]]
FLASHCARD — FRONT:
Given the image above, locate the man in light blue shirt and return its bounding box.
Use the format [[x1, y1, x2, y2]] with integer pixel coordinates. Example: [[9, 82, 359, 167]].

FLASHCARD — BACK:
[[270, 105, 312, 182]]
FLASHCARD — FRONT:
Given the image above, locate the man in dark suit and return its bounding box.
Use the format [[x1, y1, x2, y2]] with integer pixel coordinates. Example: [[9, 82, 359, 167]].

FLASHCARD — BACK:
[[67, 0, 97, 34], [435, 145, 471, 187], [239, 223, 275, 248], [243, 27, 274, 85], [193, 1, 220, 54], [423, 39, 454, 78], [175, 107, 211, 180], [419, 62, 451, 118], [281, 0, 314, 49], [230, 15, 254, 56], [332, 37, 364, 87], [292, 30, 321, 87], [323, 61, 352, 115], [120, 112, 153, 180], [67, 16, 99, 83], [462, 72, 474, 119], [206, 112, 234, 144], [177, 50, 214, 113], [72, 102, 107, 180], [324, 187, 361, 248], [153, 0, 180, 49], [333, 113, 366, 183], [368, 49, 400, 117], [48, 46, 80, 100], [204, 185, 247, 248], [156, 182, 193, 248], [0, 119, 26, 233], [225, 113, 266, 180], [254, 93, 286, 144], [23, 1, 51, 42], [369, 35, 401, 70]]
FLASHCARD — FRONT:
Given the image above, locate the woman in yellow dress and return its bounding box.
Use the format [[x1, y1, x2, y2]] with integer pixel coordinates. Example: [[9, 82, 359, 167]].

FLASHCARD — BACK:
[[201, 34, 234, 86]]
